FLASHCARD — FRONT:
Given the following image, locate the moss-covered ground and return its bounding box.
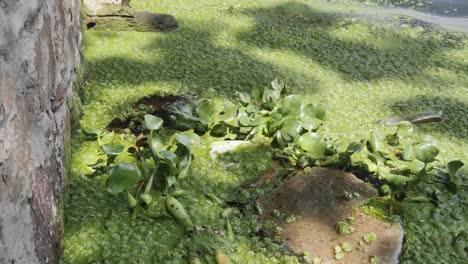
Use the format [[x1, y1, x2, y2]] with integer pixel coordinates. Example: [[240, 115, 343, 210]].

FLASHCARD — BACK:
[[64, 0, 467, 263]]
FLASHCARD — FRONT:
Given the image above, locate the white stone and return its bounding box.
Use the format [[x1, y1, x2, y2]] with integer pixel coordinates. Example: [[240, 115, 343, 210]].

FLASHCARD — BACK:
[[209, 140, 251, 160]]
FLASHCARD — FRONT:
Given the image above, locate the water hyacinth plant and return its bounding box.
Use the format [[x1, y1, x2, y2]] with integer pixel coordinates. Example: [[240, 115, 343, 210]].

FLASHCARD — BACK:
[[90, 79, 464, 234]]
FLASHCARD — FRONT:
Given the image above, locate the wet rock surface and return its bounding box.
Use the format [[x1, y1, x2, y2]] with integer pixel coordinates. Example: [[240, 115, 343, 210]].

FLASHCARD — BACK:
[[83, 0, 178, 32], [257, 167, 404, 264]]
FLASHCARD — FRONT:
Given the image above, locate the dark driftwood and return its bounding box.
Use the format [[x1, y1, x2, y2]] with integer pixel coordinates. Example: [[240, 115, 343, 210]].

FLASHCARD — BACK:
[[83, 0, 178, 32], [84, 11, 178, 31]]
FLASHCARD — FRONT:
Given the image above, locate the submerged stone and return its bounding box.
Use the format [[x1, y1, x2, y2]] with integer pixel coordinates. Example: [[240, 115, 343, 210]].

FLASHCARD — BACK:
[[257, 167, 404, 264]]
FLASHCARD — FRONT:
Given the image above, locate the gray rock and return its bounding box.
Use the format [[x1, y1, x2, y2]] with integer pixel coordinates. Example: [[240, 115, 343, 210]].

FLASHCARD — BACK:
[[257, 167, 404, 264]]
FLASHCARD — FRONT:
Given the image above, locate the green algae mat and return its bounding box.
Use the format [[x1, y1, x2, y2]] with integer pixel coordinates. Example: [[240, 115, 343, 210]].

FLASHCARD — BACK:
[[64, 0, 467, 263]]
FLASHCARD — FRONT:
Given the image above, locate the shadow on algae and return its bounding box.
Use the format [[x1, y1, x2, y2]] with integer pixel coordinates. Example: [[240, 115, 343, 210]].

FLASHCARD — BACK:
[[84, 2, 467, 141]]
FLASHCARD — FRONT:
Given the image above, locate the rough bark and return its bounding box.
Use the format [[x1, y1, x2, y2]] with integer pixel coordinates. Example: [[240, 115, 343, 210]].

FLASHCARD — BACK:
[[0, 0, 81, 263]]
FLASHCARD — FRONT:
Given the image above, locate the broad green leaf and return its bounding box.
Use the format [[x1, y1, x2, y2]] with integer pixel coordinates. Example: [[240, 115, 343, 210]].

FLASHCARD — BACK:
[[267, 112, 283, 131], [197, 99, 216, 120], [368, 130, 384, 153], [246, 103, 258, 114], [281, 95, 303, 115], [160, 150, 178, 168], [239, 93, 251, 104], [252, 87, 264, 99], [237, 111, 250, 126], [402, 144, 415, 161], [178, 154, 192, 179], [175, 131, 201, 149], [166, 174, 177, 187], [303, 103, 326, 120], [301, 115, 322, 131], [82, 128, 100, 138], [223, 100, 237, 119], [271, 78, 284, 91], [114, 152, 137, 164], [276, 131, 286, 147], [251, 115, 265, 126], [106, 163, 142, 194], [140, 193, 153, 205], [127, 190, 138, 208], [144, 114, 163, 130], [347, 142, 363, 153], [414, 142, 439, 163], [102, 143, 124, 156], [407, 159, 425, 175], [447, 160, 464, 176], [281, 117, 302, 138], [382, 172, 414, 187], [298, 132, 326, 159], [150, 133, 165, 152]]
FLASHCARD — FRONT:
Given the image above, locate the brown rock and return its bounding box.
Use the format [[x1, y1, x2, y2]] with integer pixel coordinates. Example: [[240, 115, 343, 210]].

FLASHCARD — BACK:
[[257, 167, 404, 264], [82, 0, 178, 32]]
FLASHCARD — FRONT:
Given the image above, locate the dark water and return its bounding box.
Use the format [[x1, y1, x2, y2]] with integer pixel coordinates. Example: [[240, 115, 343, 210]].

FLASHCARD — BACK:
[[430, 0, 468, 17], [355, 0, 468, 32]]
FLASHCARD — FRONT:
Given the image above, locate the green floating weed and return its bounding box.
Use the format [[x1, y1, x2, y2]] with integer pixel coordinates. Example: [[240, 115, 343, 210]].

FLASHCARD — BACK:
[[363, 232, 378, 244]]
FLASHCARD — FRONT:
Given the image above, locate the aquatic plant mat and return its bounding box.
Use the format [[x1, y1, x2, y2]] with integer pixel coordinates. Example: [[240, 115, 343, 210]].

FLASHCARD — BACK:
[[64, 0, 467, 263]]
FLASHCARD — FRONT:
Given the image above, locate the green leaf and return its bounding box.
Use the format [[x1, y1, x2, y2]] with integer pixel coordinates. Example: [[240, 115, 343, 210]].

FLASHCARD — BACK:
[[414, 142, 439, 163], [106, 163, 142, 194], [160, 150, 178, 168], [281, 117, 302, 138], [271, 78, 285, 91], [175, 131, 201, 149], [237, 110, 250, 126], [276, 131, 286, 147], [447, 160, 464, 176], [368, 130, 384, 153], [144, 114, 163, 130], [82, 128, 100, 138], [114, 152, 138, 164], [178, 154, 192, 179], [281, 95, 303, 115], [303, 103, 326, 120], [382, 172, 414, 187], [407, 159, 425, 175], [239, 93, 251, 104], [402, 144, 415, 161], [102, 143, 124, 156], [167, 174, 177, 187], [301, 115, 322, 131], [150, 133, 165, 152], [347, 142, 363, 153], [222, 100, 238, 120], [127, 190, 138, 208], [252, 87, 264, 99], [140, 193, 153, 205], [298, 132, 326, 159], [197, 99, 216, 121]]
